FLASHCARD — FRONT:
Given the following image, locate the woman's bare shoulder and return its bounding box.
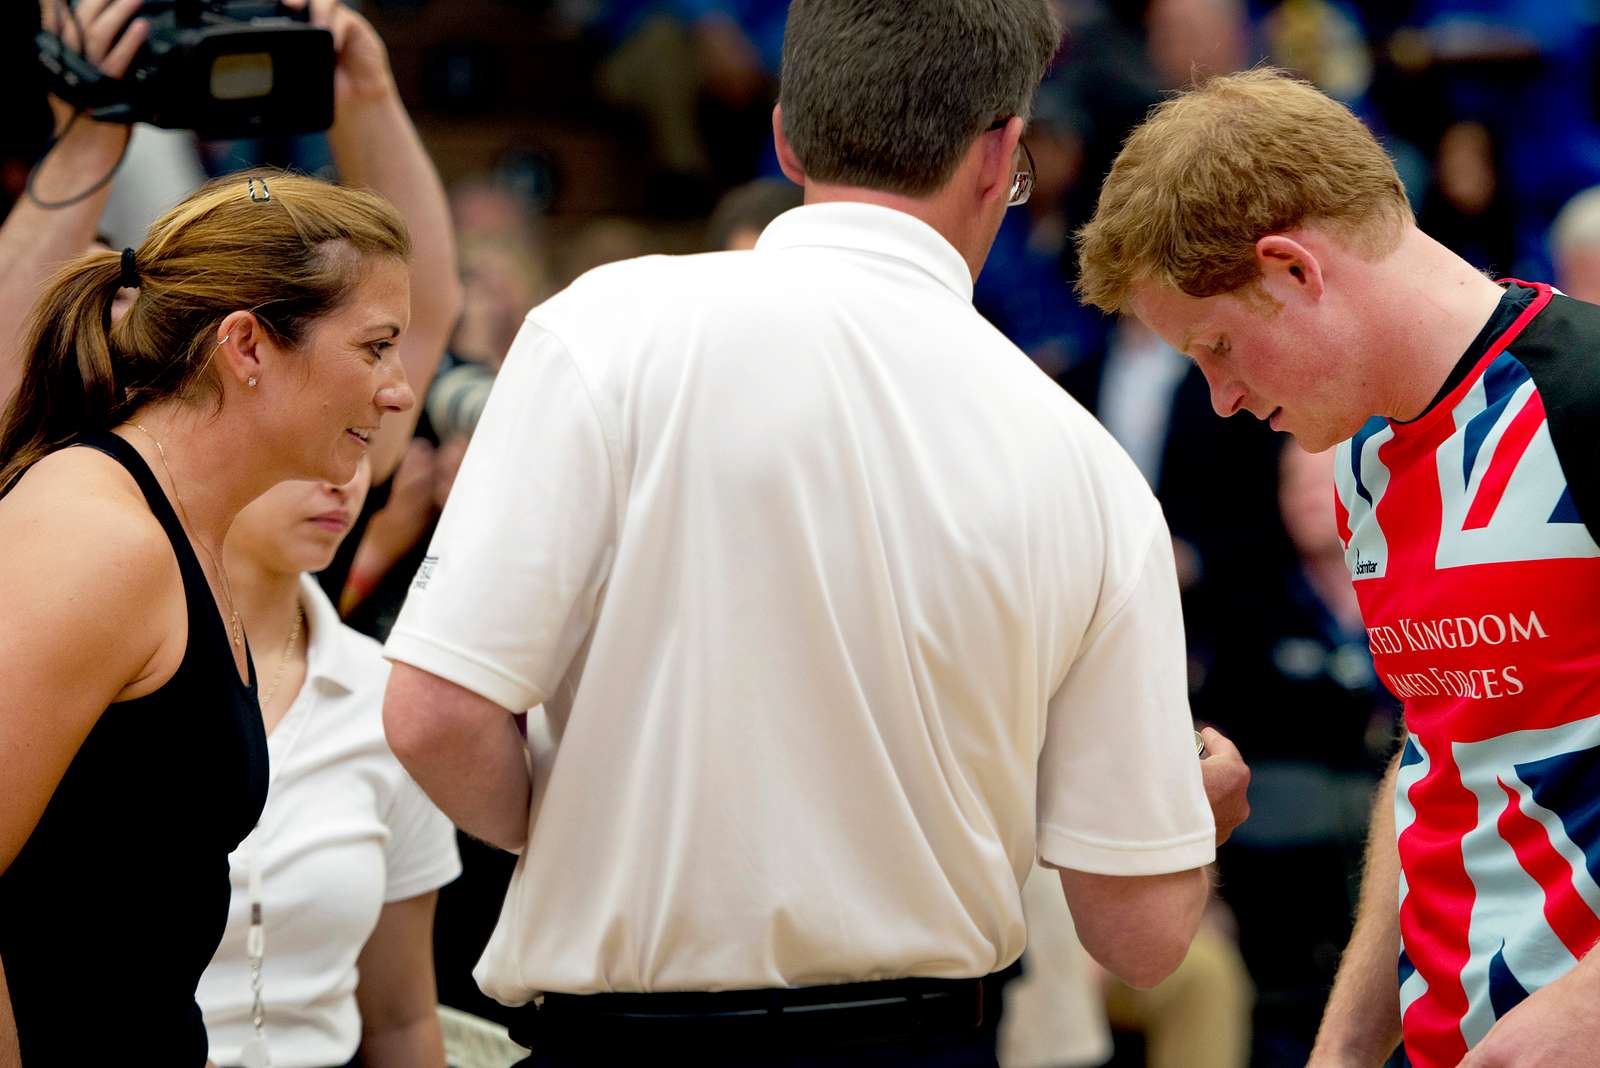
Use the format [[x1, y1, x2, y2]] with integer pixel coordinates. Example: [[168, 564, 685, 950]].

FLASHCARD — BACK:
[[0, 445, 181, 658], [5, 443, 152, 506]]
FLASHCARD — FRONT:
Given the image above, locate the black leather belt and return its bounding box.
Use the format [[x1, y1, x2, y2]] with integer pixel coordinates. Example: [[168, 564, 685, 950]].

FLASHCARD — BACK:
[[509, 966, 1019, 1055]]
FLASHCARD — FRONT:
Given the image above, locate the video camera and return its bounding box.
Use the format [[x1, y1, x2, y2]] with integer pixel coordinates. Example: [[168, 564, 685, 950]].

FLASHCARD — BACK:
[[36, 1, 334, 139]]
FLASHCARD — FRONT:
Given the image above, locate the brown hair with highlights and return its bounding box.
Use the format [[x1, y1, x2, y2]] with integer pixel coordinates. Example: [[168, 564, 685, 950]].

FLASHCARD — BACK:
[[0, 171, 410, 495], [1075, 68, 1411, 313]]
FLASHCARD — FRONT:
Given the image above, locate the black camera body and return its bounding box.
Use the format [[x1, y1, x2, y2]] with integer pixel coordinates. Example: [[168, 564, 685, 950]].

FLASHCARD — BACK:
[[37, 1, 334, 139]]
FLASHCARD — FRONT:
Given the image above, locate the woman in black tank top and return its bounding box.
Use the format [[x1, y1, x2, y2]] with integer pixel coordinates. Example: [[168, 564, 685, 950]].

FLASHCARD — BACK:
[[0, 431, 270, 1066], [0, 173, 414, 1066]]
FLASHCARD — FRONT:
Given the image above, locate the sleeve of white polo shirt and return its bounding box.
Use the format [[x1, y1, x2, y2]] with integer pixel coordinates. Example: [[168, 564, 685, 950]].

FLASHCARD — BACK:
[[382, 774, 463, 903], [384, 319, 617, 712], [1036, 517, 1216, 876]]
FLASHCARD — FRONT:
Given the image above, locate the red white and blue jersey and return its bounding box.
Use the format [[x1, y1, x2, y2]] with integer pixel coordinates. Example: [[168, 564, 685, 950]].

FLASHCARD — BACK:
[[1333, 281, 1600, 1067]]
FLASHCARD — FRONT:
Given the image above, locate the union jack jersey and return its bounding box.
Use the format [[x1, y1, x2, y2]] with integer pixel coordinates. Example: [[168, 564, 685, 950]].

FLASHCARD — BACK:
[[1333, 281, 1600, 1067]]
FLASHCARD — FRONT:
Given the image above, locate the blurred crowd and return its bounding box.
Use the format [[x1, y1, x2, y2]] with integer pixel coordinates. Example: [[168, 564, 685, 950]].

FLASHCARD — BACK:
[[7, 1, 1600, 1066]]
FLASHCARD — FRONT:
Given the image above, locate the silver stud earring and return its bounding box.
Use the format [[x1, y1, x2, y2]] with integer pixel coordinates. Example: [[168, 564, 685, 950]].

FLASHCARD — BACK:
[[247, 376, 258, 388]]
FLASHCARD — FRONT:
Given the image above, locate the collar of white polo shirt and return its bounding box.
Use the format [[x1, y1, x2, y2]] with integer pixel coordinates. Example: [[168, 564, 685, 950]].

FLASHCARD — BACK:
[[755, 202, 975, 305]]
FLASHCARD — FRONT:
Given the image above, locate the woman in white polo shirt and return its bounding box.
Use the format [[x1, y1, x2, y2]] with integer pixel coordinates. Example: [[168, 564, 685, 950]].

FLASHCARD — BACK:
[[196, 460, 461, 1068]]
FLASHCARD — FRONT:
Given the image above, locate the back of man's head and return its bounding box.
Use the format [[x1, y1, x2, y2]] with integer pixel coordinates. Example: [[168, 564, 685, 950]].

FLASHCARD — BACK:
[[779, 0, 1060, 198], [1076, 68, 1412, 314]]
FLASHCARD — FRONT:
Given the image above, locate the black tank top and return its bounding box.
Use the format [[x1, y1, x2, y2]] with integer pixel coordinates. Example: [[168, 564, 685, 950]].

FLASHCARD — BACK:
[[0, 431, 269, 1066]]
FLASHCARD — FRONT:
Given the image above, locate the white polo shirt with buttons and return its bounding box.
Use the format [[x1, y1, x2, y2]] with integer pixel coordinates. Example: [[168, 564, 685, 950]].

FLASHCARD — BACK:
[[384, 202, 1215, 1004]]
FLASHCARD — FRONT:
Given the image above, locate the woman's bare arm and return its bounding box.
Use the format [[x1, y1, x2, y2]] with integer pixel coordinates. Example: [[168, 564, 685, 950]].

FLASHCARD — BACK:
[[354, 892, 447, 1068]]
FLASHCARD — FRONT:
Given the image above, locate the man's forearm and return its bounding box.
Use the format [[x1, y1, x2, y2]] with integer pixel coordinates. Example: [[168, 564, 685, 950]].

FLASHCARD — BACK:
[[1310, 750, 1405, 1065], [0, 121, 126, 407], [394, 714, 530, 852], [383, 665, 531, 851], [1060, 865, 1211, 990]]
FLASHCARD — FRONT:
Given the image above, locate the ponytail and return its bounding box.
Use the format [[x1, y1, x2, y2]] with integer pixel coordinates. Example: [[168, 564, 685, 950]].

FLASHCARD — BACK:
[[0, 249, 127, 495]]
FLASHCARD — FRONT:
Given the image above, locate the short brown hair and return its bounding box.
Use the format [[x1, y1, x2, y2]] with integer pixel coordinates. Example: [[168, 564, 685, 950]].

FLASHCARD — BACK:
[[779, 0, 1060, 197], [0, 171, 409, 494], [1076, 68, 1411, 313]]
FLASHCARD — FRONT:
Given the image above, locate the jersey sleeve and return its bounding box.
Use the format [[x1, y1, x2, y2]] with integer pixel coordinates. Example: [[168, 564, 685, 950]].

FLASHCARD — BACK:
[[1036, 519, 1216, 876], [384, 319, 619, 711]]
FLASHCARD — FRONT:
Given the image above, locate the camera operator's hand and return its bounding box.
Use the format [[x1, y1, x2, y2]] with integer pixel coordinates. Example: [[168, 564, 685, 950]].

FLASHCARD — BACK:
[[39, 0, 150, 127], [281, 0, 397, 107], [1, 1, 151, 406]]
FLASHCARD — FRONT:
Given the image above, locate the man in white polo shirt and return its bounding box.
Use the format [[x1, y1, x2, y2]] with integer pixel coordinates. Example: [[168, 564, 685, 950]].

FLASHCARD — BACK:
[[383, 1, 1250, 1063]]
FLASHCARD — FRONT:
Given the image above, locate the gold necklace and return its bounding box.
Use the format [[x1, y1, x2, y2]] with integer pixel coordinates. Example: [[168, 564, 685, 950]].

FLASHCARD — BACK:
[[259, 602, 304, 709], [128, 422, 244, 647]]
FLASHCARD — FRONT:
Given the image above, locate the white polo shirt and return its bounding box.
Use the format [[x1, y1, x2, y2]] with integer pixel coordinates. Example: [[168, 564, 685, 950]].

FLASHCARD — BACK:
[[200, 577, 461, 1068], [385, 202, 1214, 1003]]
